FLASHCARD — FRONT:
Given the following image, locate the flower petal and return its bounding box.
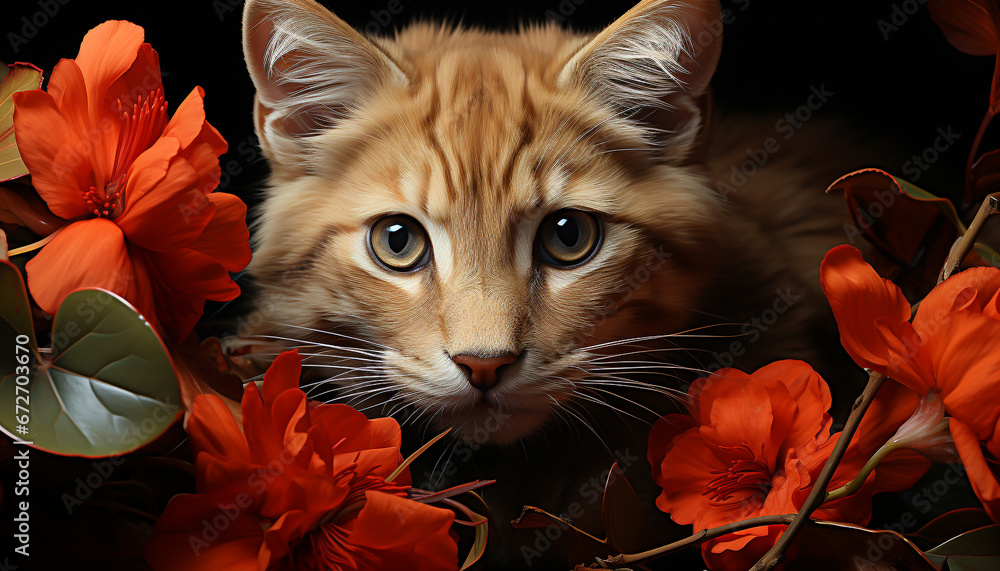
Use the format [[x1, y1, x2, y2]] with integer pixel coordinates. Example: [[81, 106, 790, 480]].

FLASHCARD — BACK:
[[74, 20, 144, 120], [923, 312, 1000, 436], [188, 394, 249, 462], [952, 418, 1000, 522], [117, 140, 215, 251], [347, 491, 458, 571], [145, 247, 240, 300], [25, 219, 153, 318], [105, 43, 163, 115], [185, 193, 251, 272], [12, 89, 94, 219], [820, 245, 911, 372], [916, 265, 1000, 322]]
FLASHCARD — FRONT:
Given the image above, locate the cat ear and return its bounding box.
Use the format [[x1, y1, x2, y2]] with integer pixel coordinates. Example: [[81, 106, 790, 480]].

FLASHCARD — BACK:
[[243, 0, 408, 167], [557, 0, 723, 164]]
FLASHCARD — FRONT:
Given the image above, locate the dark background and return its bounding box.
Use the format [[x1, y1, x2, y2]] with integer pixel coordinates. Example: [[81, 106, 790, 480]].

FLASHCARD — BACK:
[[1, 0, 992, 211]]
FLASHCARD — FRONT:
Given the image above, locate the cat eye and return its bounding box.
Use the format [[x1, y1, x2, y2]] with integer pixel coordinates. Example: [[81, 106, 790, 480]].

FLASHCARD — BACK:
[[536, 209, 602, 268], [369, 215, 430, 271]]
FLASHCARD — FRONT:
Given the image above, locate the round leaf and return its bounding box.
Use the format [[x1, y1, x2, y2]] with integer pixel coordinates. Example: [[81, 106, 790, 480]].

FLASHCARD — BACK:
[[0, 261, 183, 456]]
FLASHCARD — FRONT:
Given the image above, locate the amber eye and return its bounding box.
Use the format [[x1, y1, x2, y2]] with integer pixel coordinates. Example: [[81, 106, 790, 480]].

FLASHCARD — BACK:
[[369, 215, 430, 271], [537, 210, 601, 267]]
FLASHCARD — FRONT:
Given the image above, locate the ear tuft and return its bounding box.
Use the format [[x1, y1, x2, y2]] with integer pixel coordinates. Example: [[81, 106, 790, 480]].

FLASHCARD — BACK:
[[558, 0, 723, 163], [243, 0, 408, 168]]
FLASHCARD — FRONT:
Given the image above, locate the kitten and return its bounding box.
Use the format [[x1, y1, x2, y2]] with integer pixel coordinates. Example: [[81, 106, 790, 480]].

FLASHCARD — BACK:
[[240, 0, 869, 567]]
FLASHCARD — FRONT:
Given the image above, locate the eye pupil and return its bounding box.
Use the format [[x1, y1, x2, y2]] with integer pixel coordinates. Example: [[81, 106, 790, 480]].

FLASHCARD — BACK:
[[387, 224, 409, 253], [554, 217, 579, 248]]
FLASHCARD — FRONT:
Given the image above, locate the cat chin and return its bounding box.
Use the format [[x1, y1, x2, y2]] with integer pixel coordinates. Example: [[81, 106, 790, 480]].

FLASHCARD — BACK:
[[435, 403, 550, 446]]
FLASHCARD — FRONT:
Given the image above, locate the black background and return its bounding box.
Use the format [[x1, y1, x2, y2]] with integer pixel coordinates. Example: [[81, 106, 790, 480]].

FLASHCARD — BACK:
[[1, 0, 993, 211]]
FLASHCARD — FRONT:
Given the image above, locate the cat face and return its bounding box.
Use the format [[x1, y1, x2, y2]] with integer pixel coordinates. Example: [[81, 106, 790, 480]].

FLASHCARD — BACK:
[[243, 0, 724, 444]]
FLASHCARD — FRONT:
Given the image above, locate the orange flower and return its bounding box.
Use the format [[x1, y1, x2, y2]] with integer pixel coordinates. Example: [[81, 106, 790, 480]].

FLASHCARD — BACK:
[[12, 20, 250, 340], [648, 361, 928, 570], [821, 244, 1000, 520], [145, 350, 458, 570]]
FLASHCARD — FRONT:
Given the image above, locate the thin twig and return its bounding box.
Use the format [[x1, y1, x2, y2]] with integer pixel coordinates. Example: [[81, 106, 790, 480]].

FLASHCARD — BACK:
[[598, 513, 797, 567], [749, 371, 887, 570], [939, 193, 1000, 283]]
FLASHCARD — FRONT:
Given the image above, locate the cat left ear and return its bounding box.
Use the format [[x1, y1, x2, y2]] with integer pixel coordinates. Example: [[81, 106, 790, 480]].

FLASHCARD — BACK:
[[243, 0, 409, 168], [556, 0, 723, 164]]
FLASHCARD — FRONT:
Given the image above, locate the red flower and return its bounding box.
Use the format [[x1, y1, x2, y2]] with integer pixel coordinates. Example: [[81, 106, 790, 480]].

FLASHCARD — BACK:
[[12, 20, 250, 340], [821, 244, 1000, 520], [145, 350, 459, 570], [648, 361, 927, 570]]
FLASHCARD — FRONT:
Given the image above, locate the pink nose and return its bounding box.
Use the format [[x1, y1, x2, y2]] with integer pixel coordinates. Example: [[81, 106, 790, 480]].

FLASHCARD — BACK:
[[452, 353, 519, 392]]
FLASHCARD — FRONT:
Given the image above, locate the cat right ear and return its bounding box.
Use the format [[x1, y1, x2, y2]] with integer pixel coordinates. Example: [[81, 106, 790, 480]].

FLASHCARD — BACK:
[[556, 0, 723, 165], [243, 0, 409, 169]]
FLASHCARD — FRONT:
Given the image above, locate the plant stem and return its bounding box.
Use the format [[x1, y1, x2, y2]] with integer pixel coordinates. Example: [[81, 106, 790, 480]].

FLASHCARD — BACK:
[[598, 513, 797, 567], [748, 371, 887, 571], [7, 227, 61, 256], [824, 445, 892, 503], [939, 192, 1000, 283]]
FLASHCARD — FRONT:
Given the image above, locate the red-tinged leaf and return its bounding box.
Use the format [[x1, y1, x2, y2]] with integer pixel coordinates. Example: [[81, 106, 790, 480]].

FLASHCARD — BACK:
[[601, 463, 647, 554], [784, 521, 938, 571], [971, 149, 1000, 203], [908, 509, 995, 550], [0, 182, 65, 237], [171, 334, 245, 426], [929, 0, 1000, 113], [0, 62, 43, 182], [829, 169, 961, 296]]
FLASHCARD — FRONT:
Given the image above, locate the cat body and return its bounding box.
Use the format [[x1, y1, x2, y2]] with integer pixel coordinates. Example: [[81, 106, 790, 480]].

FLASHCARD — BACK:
[[241, 1, 869, 567]]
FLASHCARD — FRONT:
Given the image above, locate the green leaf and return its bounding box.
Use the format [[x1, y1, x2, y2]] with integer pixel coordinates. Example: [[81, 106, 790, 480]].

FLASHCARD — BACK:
[[602, 463, 647, 554], [0, 62, 43, 182], [908, 509, 995, 550], [927, 525, 1000, 557], [0, 260, 182, 456]]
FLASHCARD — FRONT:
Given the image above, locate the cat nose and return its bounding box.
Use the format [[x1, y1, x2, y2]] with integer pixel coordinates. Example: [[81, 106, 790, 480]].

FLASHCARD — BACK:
[[452, 353, 519, 392]]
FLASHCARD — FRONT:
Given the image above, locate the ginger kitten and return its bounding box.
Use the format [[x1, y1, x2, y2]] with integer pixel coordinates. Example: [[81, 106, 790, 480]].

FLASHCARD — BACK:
[[241, 0, 864, 567]]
